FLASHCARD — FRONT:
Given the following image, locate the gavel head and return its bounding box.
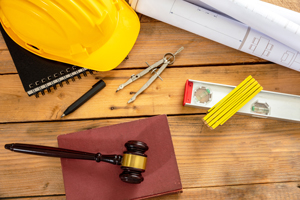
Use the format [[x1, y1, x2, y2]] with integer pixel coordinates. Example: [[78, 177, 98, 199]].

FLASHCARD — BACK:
[[119, 140, 149, 184]]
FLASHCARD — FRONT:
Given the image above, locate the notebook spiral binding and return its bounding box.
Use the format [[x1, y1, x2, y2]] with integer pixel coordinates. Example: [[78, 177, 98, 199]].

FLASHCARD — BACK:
[[28, 66, 94, 98]]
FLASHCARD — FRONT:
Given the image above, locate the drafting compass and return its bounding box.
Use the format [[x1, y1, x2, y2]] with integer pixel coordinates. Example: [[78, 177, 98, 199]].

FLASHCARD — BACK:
[[116, 47, 184, 103]]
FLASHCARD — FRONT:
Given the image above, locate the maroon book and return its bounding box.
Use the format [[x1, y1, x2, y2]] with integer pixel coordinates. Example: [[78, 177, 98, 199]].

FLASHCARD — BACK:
[[57, 115, 182, 200]]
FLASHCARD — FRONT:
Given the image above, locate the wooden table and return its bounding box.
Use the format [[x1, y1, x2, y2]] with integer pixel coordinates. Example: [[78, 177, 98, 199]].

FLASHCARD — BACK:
[[1, 1, 300, 199]]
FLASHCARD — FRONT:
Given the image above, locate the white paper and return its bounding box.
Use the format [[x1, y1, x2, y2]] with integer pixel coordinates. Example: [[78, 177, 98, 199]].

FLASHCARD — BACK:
[[186, 0, 300, 25], [255, 1, 300, 25], [199, 0, 300, 52], [130, 0, 300, 72]]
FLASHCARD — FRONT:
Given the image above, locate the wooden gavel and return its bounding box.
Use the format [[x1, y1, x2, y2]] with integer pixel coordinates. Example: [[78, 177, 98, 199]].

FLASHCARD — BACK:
[[4, 140, 148, 184]]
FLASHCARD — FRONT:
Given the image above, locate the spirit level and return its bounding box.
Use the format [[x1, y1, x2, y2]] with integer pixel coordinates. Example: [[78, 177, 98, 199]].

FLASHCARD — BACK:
[[183, 79, 300, 123]]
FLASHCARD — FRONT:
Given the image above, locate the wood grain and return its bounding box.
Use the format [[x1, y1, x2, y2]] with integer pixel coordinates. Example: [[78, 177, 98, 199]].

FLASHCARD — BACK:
[[266, 0, 300, 11], [9, 182, 300, 200], [0, 64, 299, 123], [1, 115, 300, 198], [151, 182, 300, 200], [1, 0, 300, 199]]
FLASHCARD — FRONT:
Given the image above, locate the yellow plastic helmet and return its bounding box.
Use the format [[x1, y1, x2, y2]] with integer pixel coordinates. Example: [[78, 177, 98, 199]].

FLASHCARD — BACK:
[[0, 0, 140, 71]]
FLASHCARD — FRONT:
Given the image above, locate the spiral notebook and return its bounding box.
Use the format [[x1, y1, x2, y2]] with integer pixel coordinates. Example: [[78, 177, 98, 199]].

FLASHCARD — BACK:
[[0, 24, 93, 97]]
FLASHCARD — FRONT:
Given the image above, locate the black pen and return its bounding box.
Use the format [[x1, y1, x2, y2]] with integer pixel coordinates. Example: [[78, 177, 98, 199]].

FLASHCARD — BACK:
[[61, 79, 106, 118]]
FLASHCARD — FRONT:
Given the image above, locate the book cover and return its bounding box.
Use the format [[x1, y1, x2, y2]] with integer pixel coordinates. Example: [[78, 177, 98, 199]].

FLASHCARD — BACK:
[[57, 115, 182, 200]]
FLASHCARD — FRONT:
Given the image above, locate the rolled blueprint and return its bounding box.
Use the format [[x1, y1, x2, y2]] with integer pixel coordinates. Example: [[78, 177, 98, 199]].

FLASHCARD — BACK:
[[199, 0, 300, 52], [130, 0, 300, 72]]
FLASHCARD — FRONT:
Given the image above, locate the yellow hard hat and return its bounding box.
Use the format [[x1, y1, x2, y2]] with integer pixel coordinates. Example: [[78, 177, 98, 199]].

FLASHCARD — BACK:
[[0, 0, 140, 71]]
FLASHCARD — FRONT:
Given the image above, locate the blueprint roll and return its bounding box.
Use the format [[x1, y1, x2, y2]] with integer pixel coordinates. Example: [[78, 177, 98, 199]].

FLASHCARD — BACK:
[[130, 0, 300, 72]]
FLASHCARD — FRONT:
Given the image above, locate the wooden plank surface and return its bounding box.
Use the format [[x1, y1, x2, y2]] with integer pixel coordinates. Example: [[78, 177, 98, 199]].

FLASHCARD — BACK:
[[8, 182, 300, 200], [1, 115, 300, 198], [1, 0, 300, 199], [0, 64, 299, 123]]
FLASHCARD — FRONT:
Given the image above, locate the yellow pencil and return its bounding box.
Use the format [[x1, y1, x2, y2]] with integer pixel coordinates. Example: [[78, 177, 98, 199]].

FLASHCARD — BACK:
[[207, 82, 259, 127], [204, 77, 255, 121], [206, 80, 258, 125], [207, 75, 252, 112]]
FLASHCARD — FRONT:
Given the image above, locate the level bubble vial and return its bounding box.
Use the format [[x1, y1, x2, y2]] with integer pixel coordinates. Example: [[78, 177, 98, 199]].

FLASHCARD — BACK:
[[194, 86, 212, 104]]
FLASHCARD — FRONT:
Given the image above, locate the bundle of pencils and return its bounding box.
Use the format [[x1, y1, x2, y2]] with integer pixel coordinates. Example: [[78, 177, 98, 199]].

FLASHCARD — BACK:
[[203, 75, 263, 129]]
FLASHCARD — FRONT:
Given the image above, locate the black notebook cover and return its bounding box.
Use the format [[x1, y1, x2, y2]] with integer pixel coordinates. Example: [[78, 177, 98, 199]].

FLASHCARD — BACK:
[[0, 24, 92, 97]]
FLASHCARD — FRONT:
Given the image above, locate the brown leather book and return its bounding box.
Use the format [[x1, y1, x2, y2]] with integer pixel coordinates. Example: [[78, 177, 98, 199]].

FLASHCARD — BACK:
[[57, 115, 182, 200]]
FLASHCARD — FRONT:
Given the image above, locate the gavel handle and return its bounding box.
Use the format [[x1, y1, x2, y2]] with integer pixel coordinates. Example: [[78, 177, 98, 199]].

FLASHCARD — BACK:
[[4, 143, 122, 165]]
